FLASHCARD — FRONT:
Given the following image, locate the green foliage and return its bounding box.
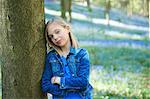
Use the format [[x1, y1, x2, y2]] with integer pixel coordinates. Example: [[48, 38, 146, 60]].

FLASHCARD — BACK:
[[92, 0, 106, 7], [73, 25, 147, 41], [82, 46, 150, 98], [92, 0, 148, 16], [44, 1, 149, 98], [84, 46, 150, 68]]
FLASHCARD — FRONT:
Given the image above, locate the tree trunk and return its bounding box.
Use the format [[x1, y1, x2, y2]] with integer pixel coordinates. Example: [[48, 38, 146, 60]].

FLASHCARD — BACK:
[[61, 0, 66, 19], [1, 0, 46, 99], [61, 0, 72, 22], [143, 0, 149, 17], [104, 0, 111, 25], [86, 0, 92, 11], [127, 0, 133, 16]]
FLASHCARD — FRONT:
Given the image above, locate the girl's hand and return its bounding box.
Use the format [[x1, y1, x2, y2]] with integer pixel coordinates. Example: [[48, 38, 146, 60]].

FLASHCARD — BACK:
[[51, 76, 60, 85]]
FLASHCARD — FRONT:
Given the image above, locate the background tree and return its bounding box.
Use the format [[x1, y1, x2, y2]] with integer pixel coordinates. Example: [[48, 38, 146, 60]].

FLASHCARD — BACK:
[[1, 0, 46, 99], [143, 0, 149, 17], [119, 0, 129, 14], [60, 0, 91, 22], [86, 0, 92, 11], [127, 0, 133, 16], [61, 0, 72, 22], [104, 0, 111, 25]]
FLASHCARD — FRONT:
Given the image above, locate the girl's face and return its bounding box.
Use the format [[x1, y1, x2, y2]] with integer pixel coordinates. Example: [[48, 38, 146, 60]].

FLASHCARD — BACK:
[[47, 22, 70, 47]]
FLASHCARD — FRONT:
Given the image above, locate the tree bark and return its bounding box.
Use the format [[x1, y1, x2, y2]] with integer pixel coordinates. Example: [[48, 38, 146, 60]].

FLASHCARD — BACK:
[[127, 0, 133, 16], [104, 0, 111, 25], [61, 0, 72, 22], [143, 0, 149, 17], [1, 0, 46, 99]]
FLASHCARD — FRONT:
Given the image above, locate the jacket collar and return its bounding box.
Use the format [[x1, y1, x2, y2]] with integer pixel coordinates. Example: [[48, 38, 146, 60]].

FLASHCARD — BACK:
[[69, 47, 76, 55], [50, 47, 76, 55]]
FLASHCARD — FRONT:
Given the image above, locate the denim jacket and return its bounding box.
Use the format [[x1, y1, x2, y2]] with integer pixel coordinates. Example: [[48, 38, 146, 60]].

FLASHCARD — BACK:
[[41, 47, 93, 99]]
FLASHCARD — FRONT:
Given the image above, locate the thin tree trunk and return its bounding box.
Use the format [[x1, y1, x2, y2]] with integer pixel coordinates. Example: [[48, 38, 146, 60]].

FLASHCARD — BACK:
[[127, 0, 133, 16], [61, 0, 66, 19], [104, 0, 111, 26], [61, 0, 72, 22], [143, 0, 149, 17], [86, 0, 92, 11], [1, 0, 46, 99]]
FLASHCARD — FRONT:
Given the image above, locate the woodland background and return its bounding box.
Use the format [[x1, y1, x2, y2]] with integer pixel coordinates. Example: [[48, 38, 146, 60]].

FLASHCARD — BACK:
[[0, 0, 149, 99]]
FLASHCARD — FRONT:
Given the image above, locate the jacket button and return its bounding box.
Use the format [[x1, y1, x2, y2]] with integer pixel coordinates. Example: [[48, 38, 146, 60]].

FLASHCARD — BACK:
[[72, 74, 75, 76], [60, 72, 64, 75]]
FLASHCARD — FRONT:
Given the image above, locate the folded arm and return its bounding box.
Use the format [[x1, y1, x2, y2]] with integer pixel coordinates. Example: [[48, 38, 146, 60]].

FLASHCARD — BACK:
[[41, 54, 64, 96], [60, 49, 90, 90]]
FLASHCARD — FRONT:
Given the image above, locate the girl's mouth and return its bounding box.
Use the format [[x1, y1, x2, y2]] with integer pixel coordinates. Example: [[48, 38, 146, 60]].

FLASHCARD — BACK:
[[56, 39, 62, 44]]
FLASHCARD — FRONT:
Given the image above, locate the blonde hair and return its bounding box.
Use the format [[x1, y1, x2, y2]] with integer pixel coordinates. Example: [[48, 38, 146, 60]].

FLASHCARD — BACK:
[[45, 17, 79, 52]]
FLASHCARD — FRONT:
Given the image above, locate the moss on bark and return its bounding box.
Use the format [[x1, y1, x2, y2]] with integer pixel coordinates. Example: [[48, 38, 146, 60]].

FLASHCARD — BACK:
[[1, 0, 46, 99]]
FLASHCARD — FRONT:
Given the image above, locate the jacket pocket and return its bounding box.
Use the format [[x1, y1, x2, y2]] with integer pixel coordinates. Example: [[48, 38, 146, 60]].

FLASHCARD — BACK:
[[49, 59, 61, 75], [68, 63, 77, 77]]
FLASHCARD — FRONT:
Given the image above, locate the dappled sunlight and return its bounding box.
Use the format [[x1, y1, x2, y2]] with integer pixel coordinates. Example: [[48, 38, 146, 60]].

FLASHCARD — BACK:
[[44, 7, 148, 32], [45, 7, 60, 16], [45, 7, 88, 22], [44, 7, 60, 22], [90, 65, 149, 98], [104, 30, 145, 40], [92, 18, 148, 32]]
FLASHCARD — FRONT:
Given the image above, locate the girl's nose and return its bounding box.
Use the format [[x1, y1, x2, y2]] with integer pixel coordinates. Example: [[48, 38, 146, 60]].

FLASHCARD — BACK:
[[53, 34, 58, 40]]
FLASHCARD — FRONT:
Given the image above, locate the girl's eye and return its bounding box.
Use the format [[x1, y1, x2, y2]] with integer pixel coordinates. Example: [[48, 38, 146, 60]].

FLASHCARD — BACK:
[[49, 35, 53, 39], [55, 30, 60, 34]]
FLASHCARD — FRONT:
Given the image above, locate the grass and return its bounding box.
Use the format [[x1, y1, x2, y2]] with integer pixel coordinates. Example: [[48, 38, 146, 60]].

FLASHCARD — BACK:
[[81, 45, 150, 98], [84, 46, 150, 67], [73, 28, 148, 41]]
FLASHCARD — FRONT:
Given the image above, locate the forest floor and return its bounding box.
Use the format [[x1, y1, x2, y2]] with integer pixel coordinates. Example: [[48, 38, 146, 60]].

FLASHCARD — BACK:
[[45, 1, 150, 98]]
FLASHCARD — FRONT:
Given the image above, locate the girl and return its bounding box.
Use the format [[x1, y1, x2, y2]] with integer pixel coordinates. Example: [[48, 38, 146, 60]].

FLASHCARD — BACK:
[[41, 17, 93, 99]]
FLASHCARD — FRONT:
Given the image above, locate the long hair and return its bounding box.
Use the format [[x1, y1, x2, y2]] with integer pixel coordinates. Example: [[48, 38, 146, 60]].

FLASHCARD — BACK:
[[45, 17, 79, 52]]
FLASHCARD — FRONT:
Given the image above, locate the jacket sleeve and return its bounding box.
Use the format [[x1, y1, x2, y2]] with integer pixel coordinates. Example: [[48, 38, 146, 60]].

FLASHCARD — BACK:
[[41, 53, 64, 96], [60, 49, 90, 90]]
